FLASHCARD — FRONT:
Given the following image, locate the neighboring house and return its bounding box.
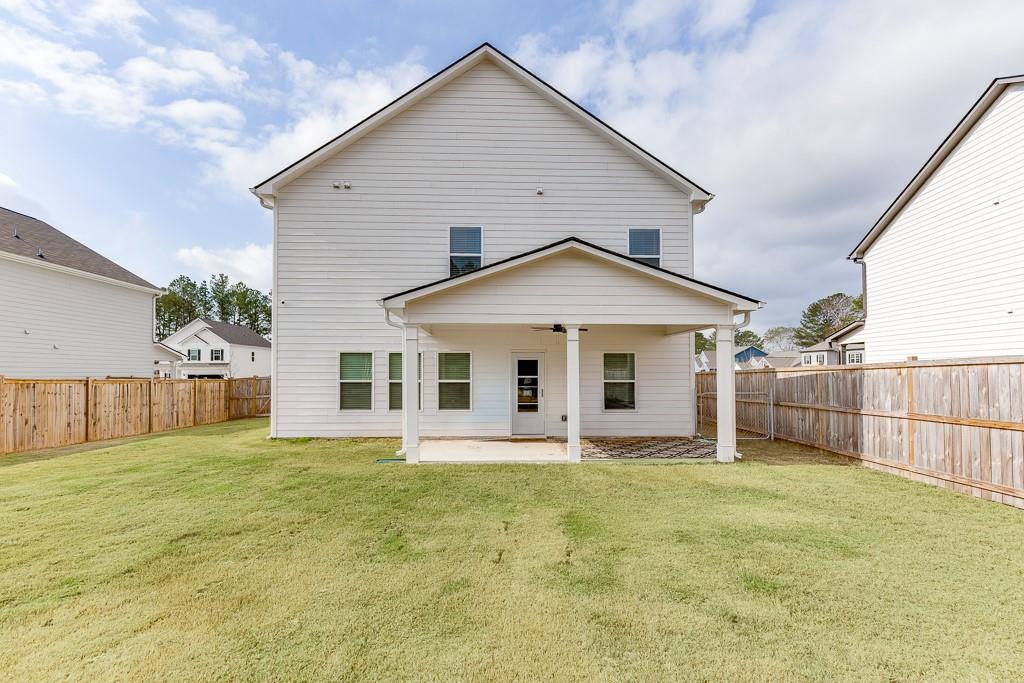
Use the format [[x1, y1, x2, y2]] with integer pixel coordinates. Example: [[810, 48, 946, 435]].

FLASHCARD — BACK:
[[0, 206, 172, 378], [800, 320, 865, 366], [763, 350, 802, 368], [158, 318, 271, 379], [849, 75, 1024, 362], [694, 344, 769, 372], [251, 43, 761, 463]]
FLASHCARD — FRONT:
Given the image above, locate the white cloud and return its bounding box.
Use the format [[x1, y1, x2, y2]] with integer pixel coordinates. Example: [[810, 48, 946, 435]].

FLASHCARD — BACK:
[[170, 6, 267, 63], [517, 0, 1024, 328], [0, 0, 57, 31], [0, 172, 48, 218], [70, 0, 152, 43], [176, 243, 272, 291], [156, 98, 245, 128]]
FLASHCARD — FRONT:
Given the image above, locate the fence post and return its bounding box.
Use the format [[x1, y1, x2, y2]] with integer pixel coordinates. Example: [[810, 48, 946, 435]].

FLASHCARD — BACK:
[[907, 367, 915, 466], [85, 377, 93, 443], [192, 378, 198, 426], [0, 375, 5, 455], [148, 377, 155, 434]]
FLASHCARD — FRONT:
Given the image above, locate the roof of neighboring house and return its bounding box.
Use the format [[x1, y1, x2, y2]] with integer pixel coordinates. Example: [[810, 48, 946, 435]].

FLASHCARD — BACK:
[[801, 341, 834, 353], [826, 319, 865, 343], [764, 351, 802, 368], [0, 206, 159, 290], [198, 318, 271, 348], [252, 43, 712, 208], [849, 74, 1024, 259], [379, 236, 762, 308], [734, 345, 768, 356], [155, 342, 185, 358]]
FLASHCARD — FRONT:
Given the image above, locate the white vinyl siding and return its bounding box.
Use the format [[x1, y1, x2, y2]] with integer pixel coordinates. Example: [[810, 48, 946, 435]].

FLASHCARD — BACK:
[[0, 258, 157, 378], [862, 82, 1024, 362], [271, 59, 698, 437]]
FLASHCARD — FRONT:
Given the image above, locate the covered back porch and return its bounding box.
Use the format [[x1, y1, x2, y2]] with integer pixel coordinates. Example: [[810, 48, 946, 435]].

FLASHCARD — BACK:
[[380, 238, 761, 463]]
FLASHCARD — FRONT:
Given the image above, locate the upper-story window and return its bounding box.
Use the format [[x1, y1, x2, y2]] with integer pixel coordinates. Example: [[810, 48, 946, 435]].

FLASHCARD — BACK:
[[211, 349, 224, 361], [449, 227, 482, 276], [251, 351, 255, 362], [628, 228, 661, 267], [188, 348, 201, 361]]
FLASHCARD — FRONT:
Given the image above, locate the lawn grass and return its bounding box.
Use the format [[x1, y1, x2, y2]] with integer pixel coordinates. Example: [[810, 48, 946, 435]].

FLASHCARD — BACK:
[[2, 419, 1023, 681]]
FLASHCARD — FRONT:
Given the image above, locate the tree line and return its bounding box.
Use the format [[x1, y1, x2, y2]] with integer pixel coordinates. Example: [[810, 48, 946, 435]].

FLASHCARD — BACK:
[[696, 292, 863, 353], [155, 274, 271, 339]]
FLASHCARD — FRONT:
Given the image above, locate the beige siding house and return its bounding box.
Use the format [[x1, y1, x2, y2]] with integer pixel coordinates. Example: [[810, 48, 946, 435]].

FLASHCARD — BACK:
[[252, 43, 761, 462], [0, 207, 169, 378], [851, 75, 1024, 362]]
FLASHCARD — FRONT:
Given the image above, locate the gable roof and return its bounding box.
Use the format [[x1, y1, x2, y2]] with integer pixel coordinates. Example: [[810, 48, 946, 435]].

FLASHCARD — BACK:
[[850, 75, 1024, 259], [826, 319, 864, 343], [198, 318, 271, 347], [0, 206, 159, 291], [379, 236, 760, 309], [251, 43, 712, 209]]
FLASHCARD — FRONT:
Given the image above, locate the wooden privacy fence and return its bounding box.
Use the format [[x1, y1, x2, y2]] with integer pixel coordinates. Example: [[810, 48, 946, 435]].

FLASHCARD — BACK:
[[697, 357, 1024, 509], [0, 376, 271, 455]]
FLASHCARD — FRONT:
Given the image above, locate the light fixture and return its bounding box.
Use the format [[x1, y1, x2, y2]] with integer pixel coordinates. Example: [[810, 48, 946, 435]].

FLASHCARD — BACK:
[[536, 187, 544, 195], [333, 180, 352, 189]]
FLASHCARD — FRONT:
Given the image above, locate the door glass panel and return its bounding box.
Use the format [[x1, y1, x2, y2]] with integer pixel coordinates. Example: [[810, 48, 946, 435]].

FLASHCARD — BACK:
[[516, 358, 540, 413]]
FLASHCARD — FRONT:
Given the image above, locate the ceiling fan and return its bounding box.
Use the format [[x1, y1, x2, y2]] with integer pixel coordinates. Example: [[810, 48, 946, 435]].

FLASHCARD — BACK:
[[529, 324, 589, 333]]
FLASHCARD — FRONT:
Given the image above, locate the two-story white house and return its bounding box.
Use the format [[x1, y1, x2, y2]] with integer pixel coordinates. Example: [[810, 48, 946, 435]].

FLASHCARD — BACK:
[[251, 43, 761, 463], [849, 74, 1024, 363], [158, 318, 271, 379], [0, 206, 175, 378]]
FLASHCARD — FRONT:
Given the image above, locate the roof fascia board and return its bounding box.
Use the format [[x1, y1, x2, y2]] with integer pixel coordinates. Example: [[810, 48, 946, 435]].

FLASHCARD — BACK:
[[381, 240, 759, 309], [0, 248, 162, 294], [850, 75, 1024, 259]]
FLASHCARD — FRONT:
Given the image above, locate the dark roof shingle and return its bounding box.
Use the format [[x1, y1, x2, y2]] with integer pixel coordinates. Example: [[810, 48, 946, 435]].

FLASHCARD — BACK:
[[200, 318, 271, 347], [0, 206, 158, 289]]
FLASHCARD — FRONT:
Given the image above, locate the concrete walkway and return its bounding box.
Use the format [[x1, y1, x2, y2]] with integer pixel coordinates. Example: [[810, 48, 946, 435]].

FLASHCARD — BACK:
[[418, 437, 716, 462]]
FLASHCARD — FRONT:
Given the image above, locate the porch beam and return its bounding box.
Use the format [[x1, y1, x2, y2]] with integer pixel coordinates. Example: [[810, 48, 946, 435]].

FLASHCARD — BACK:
[[566, 324, 581, 462], [402, 325, 420, 463], [715, 323, 737, 462]]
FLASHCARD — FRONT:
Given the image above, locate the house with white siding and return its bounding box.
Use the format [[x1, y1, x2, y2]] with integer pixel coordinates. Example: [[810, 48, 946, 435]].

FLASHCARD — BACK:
[[158, 318, 271, 379], [0, 206, 173, 378], [251, 43, 761, 463], [850, 74, 1024, 363]]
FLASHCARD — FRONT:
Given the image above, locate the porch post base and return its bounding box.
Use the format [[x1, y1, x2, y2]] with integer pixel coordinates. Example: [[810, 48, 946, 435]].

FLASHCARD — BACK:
[[405, 445, 420, 464], [567, 443, 581, 463], [716, 444, 736, 463]]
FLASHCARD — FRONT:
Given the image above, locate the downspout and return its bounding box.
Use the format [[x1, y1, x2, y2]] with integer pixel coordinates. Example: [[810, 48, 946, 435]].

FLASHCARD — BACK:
[[381, 303, 406, 455]]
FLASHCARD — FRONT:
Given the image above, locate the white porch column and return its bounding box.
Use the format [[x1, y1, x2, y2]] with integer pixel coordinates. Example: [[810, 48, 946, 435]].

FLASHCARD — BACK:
[[566, 324, 581, 462], [715, 323, 737, 463], [402, 325, 420, 463]]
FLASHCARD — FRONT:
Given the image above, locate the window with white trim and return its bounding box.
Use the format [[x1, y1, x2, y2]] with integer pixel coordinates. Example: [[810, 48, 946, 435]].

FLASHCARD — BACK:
[[389, 352, 422, 410], [211, 349, 224, 361], [449, 227, 482, 276], [846, 351, 863, 365], [438, 352, 471, 410], [628, 228, 661, 267], [803, 355, 812, 366], [603, 352, 636, 410], [251, 351, 255, 362], [816, 353, 825, 365], [187, 348, 200, 361], [339, 352, 373, 410]]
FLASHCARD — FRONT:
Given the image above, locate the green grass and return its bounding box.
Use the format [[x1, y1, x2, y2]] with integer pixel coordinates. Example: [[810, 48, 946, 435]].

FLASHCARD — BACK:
[[2, 419, 1023, 681]]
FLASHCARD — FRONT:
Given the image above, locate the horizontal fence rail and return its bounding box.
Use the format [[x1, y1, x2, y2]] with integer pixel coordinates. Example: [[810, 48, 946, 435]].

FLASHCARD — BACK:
[[697, 357, 1024, 509], [0, 376, 270, 455]]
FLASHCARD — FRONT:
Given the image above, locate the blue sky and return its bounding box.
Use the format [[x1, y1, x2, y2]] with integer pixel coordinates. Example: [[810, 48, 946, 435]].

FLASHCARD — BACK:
[[2, 0, 1023, 330]]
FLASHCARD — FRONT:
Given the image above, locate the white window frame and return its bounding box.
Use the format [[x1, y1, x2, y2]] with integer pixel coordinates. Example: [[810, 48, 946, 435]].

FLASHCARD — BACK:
[[602, 351, 638, 412], [846, 351, 863, 365], [448, 226, 483, 277], [388, 351, 423, 412], [816, 353, 826, 365], [211, 349, 224, 362], [627, 228, 662, 268], [803, 355, 812, 366], [338, 351, 374, 412], [437, 351, 473, 411], [187, 348, 201, 362]]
